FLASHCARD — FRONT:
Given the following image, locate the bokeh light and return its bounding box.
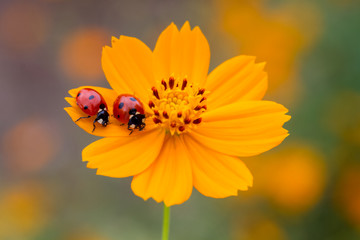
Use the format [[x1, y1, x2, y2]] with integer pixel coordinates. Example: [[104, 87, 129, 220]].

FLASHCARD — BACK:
[[0, 2, 51, 53], [233, 217, 287, 240], [1, 116, 61, 175], [217, 0, 322, 100], [59, 28, 110, 82], [248, 144, 326, 214], [0, 182, 51, 239]]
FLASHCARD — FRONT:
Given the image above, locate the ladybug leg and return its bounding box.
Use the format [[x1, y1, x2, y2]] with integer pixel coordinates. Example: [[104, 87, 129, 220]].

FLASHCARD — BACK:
[[75, 116, 91, 122], [139, 123, 145, 131], [128, 117, 136, 135], [92, 119, 97, 132], [127, 125, 134, 135], [139, 115, 146, 131]]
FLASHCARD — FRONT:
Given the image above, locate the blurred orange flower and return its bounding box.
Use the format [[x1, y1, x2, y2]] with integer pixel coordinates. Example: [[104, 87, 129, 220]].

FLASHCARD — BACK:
[[248, 144, 326, 213], [65, 22, 290, 206], [234, 218, 287, 240], [2, 117, 60, 175], [0, 182, 51, 239], [0, 2, 50, 53], [217, 0, 322, 96], [60, 28, 110, 82]]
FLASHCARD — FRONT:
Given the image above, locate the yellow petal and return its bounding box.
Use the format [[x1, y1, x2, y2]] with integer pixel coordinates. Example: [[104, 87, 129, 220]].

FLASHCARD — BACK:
[[131, 135, 193, 206], [65, 86, 155, 137], [101, 35, 154, 101], [82, 128, 165, 178], [183, 134, 253, 198], [206, 56, 268, 109], [153, 22, 210, 86], [190, 101, 291, 157]]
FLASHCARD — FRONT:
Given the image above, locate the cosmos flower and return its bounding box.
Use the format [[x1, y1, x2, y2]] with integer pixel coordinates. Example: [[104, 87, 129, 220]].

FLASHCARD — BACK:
[[65, 22, 290, 206]]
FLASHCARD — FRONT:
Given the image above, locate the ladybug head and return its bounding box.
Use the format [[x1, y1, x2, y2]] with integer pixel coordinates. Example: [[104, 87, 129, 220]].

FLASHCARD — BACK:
[[99, 103, 106, 110], [96, 109, 110, 126], [129, 108, 137, 115]]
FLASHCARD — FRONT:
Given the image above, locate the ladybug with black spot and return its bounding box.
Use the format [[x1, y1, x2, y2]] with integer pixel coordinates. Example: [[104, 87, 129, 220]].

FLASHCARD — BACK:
[[75, 88, 109, 132], [113, 94, 146, 134]]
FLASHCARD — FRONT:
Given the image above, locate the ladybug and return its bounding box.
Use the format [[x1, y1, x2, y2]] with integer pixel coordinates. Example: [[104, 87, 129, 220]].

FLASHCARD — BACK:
[[75, 88, 109, 132], [113, 94, 146, 134]]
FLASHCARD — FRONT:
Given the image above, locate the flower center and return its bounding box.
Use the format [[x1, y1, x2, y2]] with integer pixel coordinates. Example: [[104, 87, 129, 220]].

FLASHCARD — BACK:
[[148, 76, 208, 135]]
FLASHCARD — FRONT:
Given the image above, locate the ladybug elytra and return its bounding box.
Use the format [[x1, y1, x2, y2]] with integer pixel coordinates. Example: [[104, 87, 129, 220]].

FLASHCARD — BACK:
[[75, 88, 109, 132], [113, 94, 146, 134]]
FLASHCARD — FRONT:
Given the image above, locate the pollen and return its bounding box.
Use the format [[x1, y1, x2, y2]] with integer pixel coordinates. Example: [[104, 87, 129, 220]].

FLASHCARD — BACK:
[[148, 76, 208, 135]]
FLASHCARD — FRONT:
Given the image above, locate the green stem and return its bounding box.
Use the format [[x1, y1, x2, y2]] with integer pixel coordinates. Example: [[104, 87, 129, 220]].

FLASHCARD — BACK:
[[162, 204, 171, 240]]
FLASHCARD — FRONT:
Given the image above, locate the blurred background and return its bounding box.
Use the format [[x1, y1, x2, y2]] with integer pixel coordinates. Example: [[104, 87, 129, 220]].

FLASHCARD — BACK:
[[0, 0, 359, 239]]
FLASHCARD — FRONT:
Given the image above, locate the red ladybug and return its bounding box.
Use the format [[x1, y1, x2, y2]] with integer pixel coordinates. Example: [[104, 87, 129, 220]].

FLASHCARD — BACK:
[[113, 94, 146, 134], [75, 88, 109, 132]]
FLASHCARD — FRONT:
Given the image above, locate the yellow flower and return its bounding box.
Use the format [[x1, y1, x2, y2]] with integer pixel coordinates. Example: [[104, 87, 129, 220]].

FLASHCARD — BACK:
[[65, 22, 290, 206]]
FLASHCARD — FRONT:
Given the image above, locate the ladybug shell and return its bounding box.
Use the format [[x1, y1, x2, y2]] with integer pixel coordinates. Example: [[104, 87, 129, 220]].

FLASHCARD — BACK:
[[76, 88, 108, 116], [113, 94, 144, 124]]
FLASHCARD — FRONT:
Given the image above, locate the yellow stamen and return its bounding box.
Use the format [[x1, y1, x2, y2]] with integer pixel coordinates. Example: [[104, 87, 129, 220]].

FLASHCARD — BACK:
[[149, 76, 208, 135]]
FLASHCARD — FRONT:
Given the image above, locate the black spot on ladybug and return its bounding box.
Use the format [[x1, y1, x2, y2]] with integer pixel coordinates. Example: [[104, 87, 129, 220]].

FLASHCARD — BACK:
[[77, 93, 81, 97], [89, 95, 95, 100], [84, 105, 88, 110], [99, 103, 105, 109], [130, 97, 137, 102], [117, 115, 120, 118], [119, 102, 124, 109]]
